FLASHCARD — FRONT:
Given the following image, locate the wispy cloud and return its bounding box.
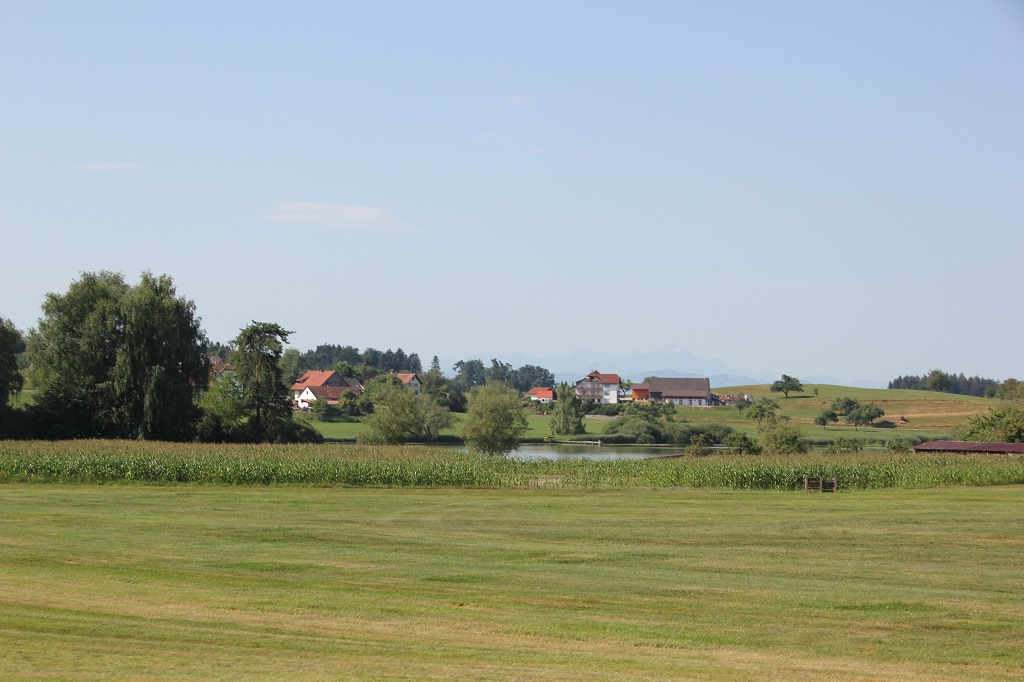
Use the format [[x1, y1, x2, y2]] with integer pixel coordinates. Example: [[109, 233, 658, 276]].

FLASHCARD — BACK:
[[503, 94, 533, 106], [267, 201, 415, 235], [82, 161, 142, 171]]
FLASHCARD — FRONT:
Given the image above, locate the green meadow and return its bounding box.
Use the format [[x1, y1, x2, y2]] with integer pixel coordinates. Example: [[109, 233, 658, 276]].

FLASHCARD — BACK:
[[306, 384, 992, 445], [1, 484, 1021, 680]]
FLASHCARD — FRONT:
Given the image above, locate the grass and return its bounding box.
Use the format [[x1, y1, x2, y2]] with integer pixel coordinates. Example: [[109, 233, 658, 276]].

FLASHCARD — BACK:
[[1, 484, 1022, 680], [680, 383, 995, 444]]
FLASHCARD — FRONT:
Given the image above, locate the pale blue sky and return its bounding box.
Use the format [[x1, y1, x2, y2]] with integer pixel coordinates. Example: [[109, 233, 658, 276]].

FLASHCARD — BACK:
[[1, 1, 1022, 383]]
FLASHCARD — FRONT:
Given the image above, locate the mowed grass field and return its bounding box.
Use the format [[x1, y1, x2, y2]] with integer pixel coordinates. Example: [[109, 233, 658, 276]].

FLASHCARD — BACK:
[[1, 486, 1022, 681]]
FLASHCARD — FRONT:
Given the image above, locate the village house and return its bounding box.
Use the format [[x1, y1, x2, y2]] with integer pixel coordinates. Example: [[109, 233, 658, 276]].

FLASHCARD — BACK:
[[574, 371, 621, 404], [631, 377, 711, 406], [290, 370, 363, 409], [208, 356, 234, 384], [395, 373, 422, 396], [526, 386, 555, 403]]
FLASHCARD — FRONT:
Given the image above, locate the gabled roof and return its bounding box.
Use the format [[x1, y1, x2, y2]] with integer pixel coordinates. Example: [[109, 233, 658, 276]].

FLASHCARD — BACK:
[[912, 440, 1024, 454], [527, 387, 555, 399], [647, 377, 710, 398], [395, 373, 420, 385], [304, 385, 360, 401], [578, 371, 621, 385], [291, 370, 338, 391]]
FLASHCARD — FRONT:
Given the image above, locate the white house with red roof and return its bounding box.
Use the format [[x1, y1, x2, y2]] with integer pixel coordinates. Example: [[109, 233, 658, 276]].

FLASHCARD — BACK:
[[574, 371, 622, 404], [526, 386, 555, 403], [395, 373, 422, 396], [291, 370, 363, 408]]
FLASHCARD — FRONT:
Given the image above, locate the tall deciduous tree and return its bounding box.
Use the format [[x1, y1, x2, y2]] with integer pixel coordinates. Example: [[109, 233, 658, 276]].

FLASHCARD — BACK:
[[28, 271, 209, 439], [513, 364, 556, 393], [550, 382, 586, 436], [452, 359, 487, 391], [0, 316, 24, 406], [460, 383, 528, 455], [770, 374, 804, 398], [233, 321, 294, 441]]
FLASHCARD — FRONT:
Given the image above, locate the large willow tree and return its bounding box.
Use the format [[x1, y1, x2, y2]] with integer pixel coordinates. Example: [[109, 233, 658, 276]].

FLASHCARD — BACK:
[[28, 271, 209, 439]]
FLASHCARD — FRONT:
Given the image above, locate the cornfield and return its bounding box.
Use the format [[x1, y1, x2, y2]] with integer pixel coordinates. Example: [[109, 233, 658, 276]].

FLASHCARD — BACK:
[[1, 440, 1023, 489]]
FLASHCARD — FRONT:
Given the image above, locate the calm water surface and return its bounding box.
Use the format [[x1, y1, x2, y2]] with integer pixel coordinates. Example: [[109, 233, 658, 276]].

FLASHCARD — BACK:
[[510, 444, 685, 460]]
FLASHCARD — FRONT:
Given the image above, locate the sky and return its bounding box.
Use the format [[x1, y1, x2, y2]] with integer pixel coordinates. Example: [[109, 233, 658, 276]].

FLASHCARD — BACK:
[[1, 1, 1022, 384]]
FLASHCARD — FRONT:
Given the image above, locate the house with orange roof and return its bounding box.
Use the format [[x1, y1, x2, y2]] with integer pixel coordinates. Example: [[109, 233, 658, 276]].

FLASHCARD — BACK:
[[291, 370, 363, 408], [395, 373, 422, 396], [526, 386, 555, 403], [574, 371, 622, 404]]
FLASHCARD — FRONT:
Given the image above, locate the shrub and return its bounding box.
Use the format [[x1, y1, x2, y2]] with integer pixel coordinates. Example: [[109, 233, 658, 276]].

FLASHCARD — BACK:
[[825, 437, 862, 454]]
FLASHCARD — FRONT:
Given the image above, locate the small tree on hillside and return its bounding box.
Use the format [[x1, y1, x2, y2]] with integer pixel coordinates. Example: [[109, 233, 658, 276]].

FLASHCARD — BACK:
[[830, 396, 860, 416], [845, 403, 884, 430], [814, 409, 839, 429], [770, 375, 804, 398], [745, 398, 781, 424]]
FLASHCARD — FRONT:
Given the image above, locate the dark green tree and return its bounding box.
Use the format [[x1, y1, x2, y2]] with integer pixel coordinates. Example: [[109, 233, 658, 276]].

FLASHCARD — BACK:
[[233, 321, 295, 441], [924, 369, 951, 393], [513, 364, 556, 393], [28, 271, 209, 439], [459, 383, 528, 455], [770, 374, 804, 398], [452, 359, 487, 391], [0, 316, 24, 406], [549, 382, 586, 436]]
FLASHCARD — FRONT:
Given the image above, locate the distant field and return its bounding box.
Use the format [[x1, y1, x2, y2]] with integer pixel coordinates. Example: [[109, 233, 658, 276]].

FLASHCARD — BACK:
[[682, 383, 994, 443], [1, 485, 1021, 680], [306, 384, 993, 445]]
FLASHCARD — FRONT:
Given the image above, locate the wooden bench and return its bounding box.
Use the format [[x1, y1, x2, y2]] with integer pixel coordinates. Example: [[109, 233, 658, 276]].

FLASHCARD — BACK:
[[804, 476, 837, 493]]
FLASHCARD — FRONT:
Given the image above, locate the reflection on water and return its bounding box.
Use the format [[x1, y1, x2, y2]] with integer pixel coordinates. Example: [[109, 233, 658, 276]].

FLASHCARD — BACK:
[[509, 444, 685, 461]]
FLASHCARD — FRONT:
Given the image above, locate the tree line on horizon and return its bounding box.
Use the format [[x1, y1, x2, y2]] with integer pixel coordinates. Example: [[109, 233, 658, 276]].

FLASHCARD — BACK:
[[887, 369, 1013, 398]]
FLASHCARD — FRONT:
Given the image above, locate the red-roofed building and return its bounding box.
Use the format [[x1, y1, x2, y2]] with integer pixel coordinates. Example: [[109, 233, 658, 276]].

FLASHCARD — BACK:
[[395, 373, 422, 396], [575, 371, 622, 404], [291, 370, 363, 408], [526, 387, 555, 403]]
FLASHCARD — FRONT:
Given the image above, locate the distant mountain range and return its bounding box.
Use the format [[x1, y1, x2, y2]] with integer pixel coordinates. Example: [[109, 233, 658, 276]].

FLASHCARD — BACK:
[[440, 346, 887, 390]]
